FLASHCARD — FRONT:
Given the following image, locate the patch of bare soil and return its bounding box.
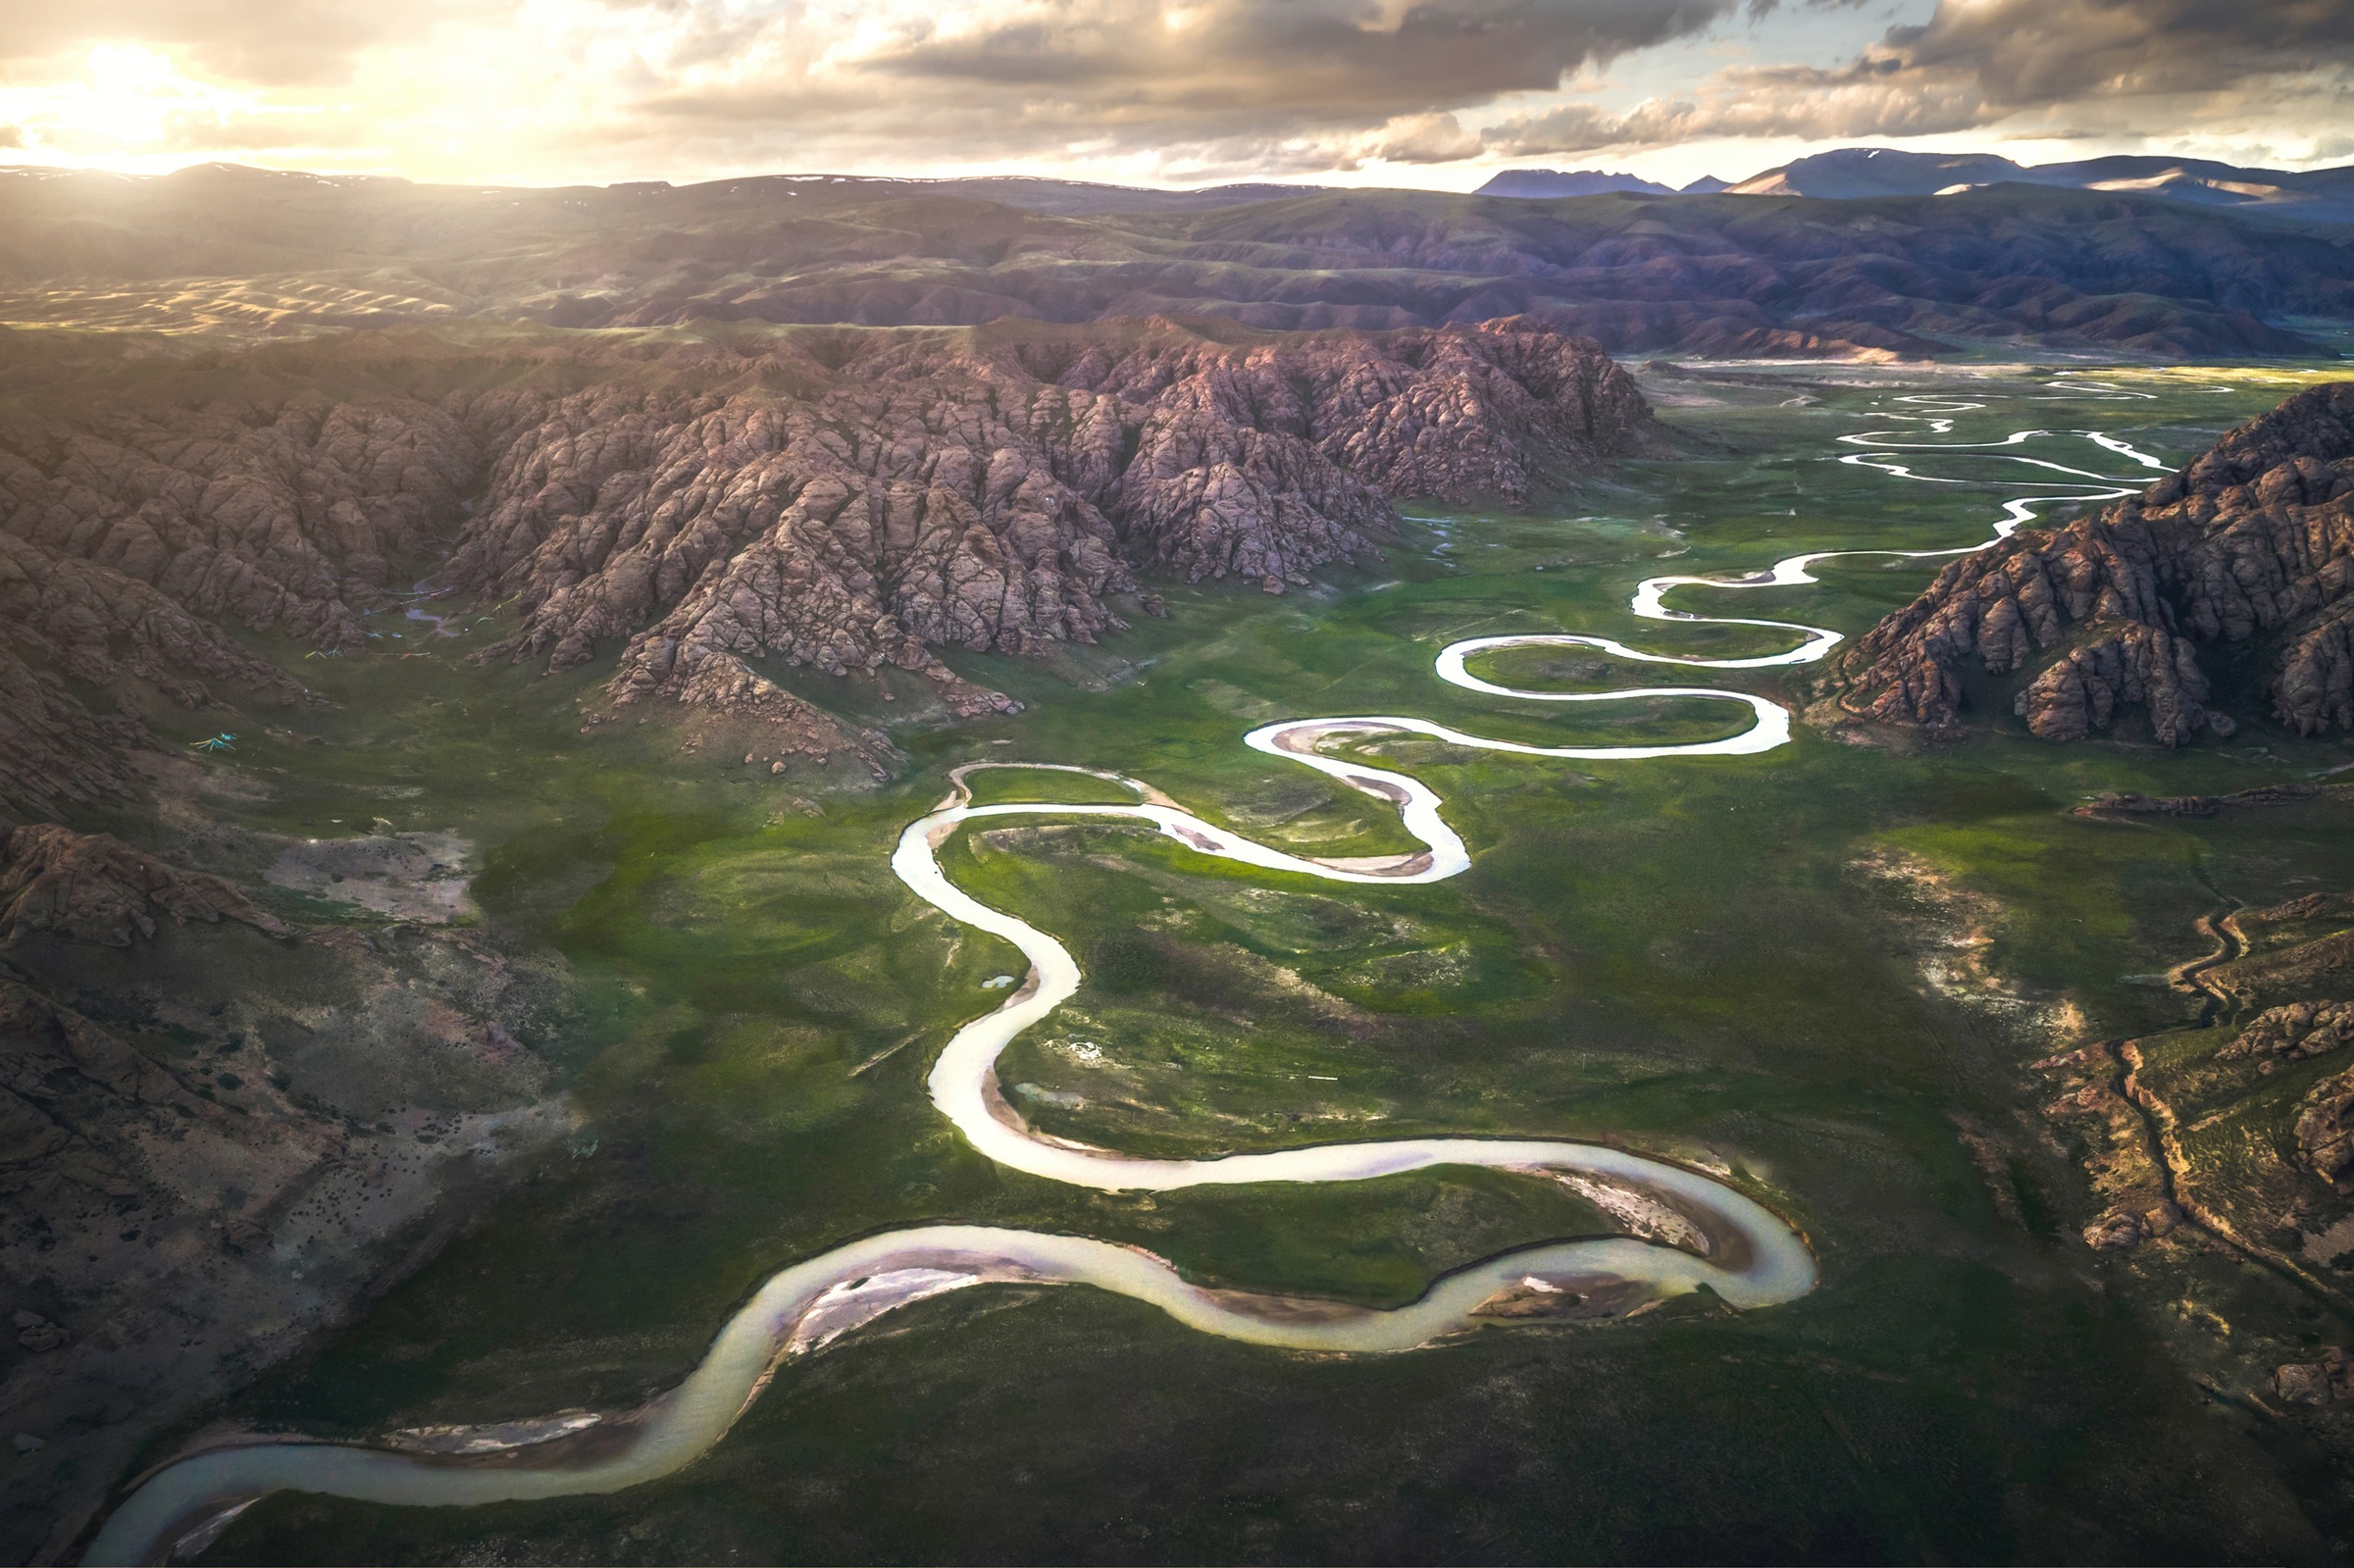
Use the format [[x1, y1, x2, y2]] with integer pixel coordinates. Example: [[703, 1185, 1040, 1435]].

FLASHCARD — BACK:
[[262, 830, 476, 924], [1849, 848, 2088, 1044]]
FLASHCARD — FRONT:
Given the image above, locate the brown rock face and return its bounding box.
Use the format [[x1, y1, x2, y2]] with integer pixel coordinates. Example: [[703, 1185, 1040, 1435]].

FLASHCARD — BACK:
[[1840, 382, 2354, 743], [2277, 1350, 2354, 1405], [0, 836, 574, 1559], [0, 823, 290, 946], [0, 394, 472, 818], [0, 320, 1658, 811], [0, 399, 475, 651], [2222, 999, 2354, 1063], [0, 529, 313, 818], [447, 318, 1663, 711], [2296, 1068, 2354, 1188], [0, 643, 149, 820]]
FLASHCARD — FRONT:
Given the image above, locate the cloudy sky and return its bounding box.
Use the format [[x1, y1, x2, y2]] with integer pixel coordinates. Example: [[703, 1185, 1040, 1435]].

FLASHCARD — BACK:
[[1, 0, 2350, 190]]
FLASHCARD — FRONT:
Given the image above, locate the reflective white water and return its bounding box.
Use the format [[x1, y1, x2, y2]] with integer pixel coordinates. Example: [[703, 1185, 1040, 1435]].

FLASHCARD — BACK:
[[86, 395, 2161, 1565]]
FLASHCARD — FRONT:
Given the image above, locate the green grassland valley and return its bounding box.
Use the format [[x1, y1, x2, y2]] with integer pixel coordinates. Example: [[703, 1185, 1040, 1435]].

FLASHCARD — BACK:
[[14, 352, 2349, 1561]]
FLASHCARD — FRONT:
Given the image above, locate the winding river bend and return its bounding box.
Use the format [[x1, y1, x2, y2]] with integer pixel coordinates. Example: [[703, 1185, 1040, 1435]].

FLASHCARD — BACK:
[[86, 391, 2169, 1564]]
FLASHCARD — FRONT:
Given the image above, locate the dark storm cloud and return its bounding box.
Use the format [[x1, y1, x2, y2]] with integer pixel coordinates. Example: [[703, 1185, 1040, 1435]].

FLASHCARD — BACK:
[[872, 0, 1732, 106], [1484, 0, 2354, 154], [640, 0, 1743, 152]]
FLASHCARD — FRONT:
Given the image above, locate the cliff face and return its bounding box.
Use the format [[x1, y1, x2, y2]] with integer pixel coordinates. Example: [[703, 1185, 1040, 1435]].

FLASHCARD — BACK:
[[1840, 382, 2354, 743], [0, 823, 290, 946], [444, 318, 1663, 714]]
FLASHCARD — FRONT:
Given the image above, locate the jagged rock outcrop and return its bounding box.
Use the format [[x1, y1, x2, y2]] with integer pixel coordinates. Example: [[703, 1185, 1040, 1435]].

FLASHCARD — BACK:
[[0, 531, 312, 820], [0, 397, 469, 817], [645, 652, 904, 778], [0, 532, 306, 709], [0, 823, 290, 947], [0, 320, 1658, 806], [2221, 999, 2354, 1063], [446, 319, 1663, 710], [1841, 382, 2354, 743], [0, 644, 150, 821], [0, 399, 474, 651], [2276, 1349, 2354, 1405], [2296, 1068, 2354, 1188]]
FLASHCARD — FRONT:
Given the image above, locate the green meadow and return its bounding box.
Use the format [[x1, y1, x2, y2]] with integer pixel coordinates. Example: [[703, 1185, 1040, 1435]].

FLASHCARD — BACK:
[[165, 362, 2354, 1563]]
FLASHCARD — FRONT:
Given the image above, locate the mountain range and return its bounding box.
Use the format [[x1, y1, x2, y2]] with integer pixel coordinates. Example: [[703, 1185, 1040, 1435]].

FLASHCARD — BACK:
[[4, 161, 2351, 361], [1482, 147, 2354, 224], [1473, 170, 1730, 199]]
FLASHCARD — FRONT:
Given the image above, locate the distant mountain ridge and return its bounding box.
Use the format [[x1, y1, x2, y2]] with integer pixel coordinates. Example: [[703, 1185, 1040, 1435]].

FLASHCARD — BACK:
[[3, 159, 2350, 360], [1729, 148, 2354, 223], [1482, 148, 2354, 222], [1474, 169, 1727, 198]]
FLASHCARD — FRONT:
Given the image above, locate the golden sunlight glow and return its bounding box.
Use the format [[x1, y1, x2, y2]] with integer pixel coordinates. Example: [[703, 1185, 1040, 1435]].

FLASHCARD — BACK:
[[0, 44, 284, 168], [0, 1, 2341, 190]]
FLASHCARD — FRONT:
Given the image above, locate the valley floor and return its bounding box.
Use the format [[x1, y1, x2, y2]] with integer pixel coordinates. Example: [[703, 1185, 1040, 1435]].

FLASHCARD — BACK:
[[25, 358, 2354, 1564]]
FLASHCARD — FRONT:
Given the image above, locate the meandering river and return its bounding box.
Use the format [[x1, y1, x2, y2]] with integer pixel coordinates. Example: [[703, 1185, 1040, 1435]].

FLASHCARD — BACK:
[[85, 391, 2168, 1564]]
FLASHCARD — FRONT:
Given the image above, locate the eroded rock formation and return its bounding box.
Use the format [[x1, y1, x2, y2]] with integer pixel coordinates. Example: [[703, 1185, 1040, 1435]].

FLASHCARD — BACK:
[[0, 644, 151, 821], [447, 319, 1662, 712], [2297, 1070, 2354, 1188], [0, 320, 1659, 815], [1841, 382, 2354, 743], [0, 823, 290, 947], [0, 400, 472, 649], [0, 394, 471, 819], [2221, 999, 2354, 1063]]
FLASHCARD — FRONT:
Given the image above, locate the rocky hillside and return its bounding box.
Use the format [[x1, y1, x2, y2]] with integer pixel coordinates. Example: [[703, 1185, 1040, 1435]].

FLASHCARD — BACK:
[[451, 318, 1661, 718], [0, 381, 472, 818], [1839, 382, 2354, 743], [0, 821, 577, 1560], [0, 318, 1662, 816], [4, 164, 2350, 359]]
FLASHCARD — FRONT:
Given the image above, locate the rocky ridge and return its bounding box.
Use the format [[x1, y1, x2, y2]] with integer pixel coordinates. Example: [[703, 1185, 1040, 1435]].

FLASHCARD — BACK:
[[2221, 999, 2354, 1064], [447, 319, 1662, 714], [0, 823, 289, 947], [0, 388, 479, 819], [0, 319, 1658, 816], [1839, 382, 2354, 744]]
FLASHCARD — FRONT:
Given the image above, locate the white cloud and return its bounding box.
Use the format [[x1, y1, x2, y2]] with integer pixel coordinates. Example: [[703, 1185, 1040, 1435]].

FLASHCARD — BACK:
[[0, 0, 2347, 186]]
